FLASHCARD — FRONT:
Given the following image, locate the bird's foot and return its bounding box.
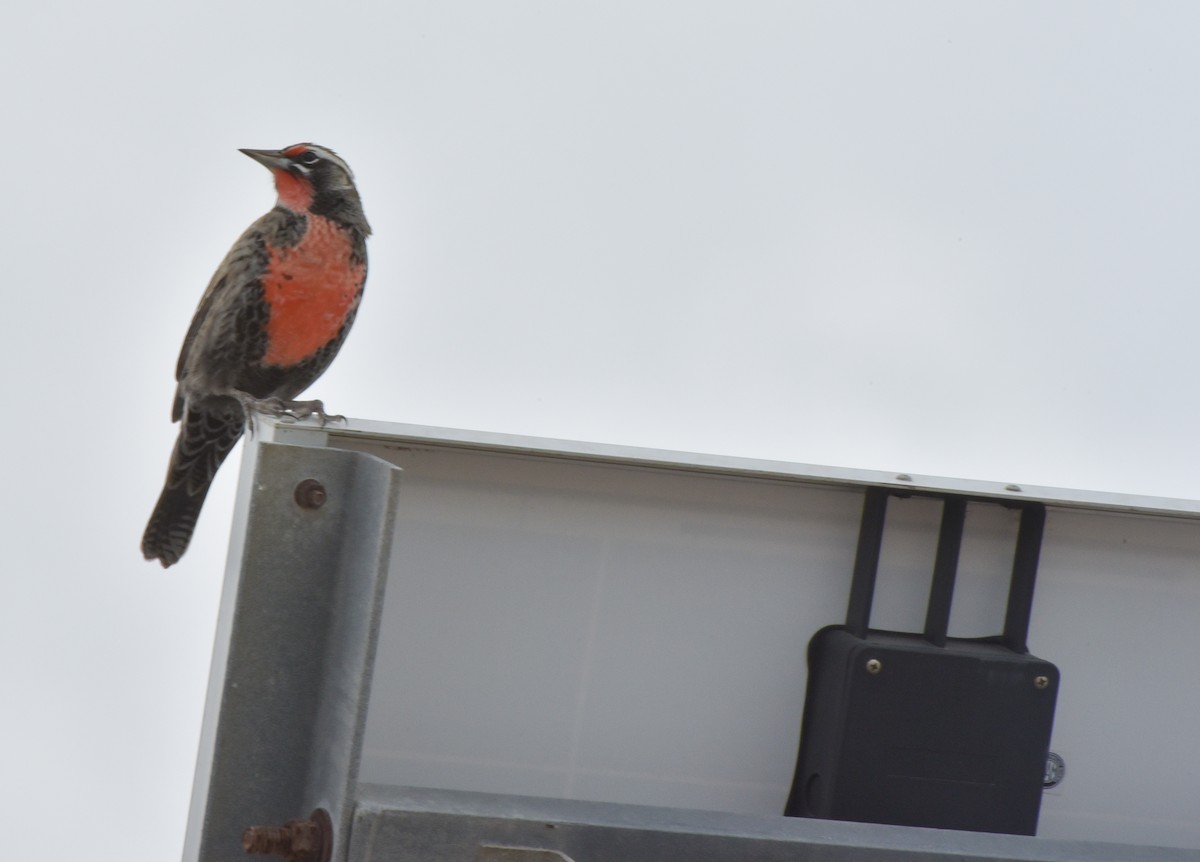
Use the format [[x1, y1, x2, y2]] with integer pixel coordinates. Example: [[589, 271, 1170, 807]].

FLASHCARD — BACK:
[[228, 392, 345, 432], [275, 398, 346, 427]]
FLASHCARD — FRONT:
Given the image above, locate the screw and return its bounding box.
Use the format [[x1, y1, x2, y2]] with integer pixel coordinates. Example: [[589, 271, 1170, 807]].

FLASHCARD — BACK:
[[865, 658, 882, 674], [294, 479, 327, 510], [1043, 751, 1066, 788], [243, 809, 332, 862], [1034, 675, 1050, 689]]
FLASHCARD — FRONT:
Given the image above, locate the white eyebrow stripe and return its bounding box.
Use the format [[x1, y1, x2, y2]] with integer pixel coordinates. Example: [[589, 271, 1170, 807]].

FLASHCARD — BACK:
[[302, 145, 354, 178]]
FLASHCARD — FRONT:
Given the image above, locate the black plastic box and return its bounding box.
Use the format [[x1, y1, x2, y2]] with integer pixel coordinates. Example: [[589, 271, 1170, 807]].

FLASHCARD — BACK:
[[786, 490, 1060, 835]]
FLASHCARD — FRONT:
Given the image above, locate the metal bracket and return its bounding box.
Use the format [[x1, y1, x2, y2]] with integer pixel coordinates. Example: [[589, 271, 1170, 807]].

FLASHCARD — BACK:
[[182, 442, 402, 862], [348, 784, 1200, 862]]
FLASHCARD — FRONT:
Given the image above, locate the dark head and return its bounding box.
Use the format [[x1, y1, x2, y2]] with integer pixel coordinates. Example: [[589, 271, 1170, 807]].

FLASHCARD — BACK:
[[239, 143, 371, 236]]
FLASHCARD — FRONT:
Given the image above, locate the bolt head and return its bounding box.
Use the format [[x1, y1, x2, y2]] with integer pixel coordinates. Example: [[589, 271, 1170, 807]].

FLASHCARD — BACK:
[[1035, 675, 1050, 689], [865, 658, 882, 674], [1043, 751, 1066, 788], [294, 478, 327, 510]]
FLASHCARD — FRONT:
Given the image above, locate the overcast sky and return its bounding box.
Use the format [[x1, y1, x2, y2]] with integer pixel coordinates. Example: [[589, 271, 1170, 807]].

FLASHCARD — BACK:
[[5, 2, 1200, 859]]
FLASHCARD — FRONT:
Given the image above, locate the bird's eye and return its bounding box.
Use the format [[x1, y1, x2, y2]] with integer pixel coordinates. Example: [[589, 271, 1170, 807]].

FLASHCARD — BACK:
[[296, 151, 321, 167]]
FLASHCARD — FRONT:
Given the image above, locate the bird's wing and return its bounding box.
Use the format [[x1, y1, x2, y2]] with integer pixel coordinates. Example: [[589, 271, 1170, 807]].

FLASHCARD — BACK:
[[171, 215, 275, 421]]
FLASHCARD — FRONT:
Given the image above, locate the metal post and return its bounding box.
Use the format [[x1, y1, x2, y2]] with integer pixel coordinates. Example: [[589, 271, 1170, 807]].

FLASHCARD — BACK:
[[183, 441, 402, 862]]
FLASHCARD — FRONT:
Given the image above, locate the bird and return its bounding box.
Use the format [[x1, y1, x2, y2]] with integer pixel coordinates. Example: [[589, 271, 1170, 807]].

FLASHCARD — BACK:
[[142, 143, 371, 568]]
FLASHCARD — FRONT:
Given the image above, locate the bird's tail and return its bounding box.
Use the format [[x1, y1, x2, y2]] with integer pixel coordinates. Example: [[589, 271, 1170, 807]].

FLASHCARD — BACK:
[[142, 401, 245, 568]]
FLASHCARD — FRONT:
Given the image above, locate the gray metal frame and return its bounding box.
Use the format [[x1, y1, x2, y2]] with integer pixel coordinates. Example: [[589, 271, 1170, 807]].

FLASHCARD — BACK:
[[299, 417, 1200, 520], [183, 439, 402, 862], [350, 784, 1196, 862], [184, 420, 1200, 862]]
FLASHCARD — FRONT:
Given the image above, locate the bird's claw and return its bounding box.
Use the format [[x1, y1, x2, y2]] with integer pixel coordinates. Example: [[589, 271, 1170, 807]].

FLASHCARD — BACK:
[[236, 396, 345, 427], [276, 400, 343, 427], [277, 400, 346, 427], [234, 394, 345, 428]]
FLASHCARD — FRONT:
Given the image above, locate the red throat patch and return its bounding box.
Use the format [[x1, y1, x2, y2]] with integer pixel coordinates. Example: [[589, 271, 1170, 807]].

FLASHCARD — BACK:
[[272, 168, 314, 211], [260, 215, 365, 367]]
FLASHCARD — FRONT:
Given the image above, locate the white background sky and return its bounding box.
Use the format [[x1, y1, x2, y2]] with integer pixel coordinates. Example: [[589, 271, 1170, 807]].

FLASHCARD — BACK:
[[5, 2, 1200, 859]]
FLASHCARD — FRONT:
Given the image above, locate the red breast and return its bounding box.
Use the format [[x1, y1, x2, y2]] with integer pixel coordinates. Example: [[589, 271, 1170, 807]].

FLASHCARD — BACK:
[[260, 214, 366, 367]]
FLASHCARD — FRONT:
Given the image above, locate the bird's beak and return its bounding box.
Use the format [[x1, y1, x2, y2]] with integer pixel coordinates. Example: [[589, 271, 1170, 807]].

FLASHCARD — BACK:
[[239, 148, 289, 171]]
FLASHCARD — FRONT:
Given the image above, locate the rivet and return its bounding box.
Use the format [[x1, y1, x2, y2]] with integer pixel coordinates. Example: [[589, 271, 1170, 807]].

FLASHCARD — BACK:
[[1005, 484, 1023, 492], [865, 658, 882, 674], [294, 479, 327, 510], [1034, 675, 1050, 689], [1043, 751, 1066, 788], [895, 474, 913, 482]]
